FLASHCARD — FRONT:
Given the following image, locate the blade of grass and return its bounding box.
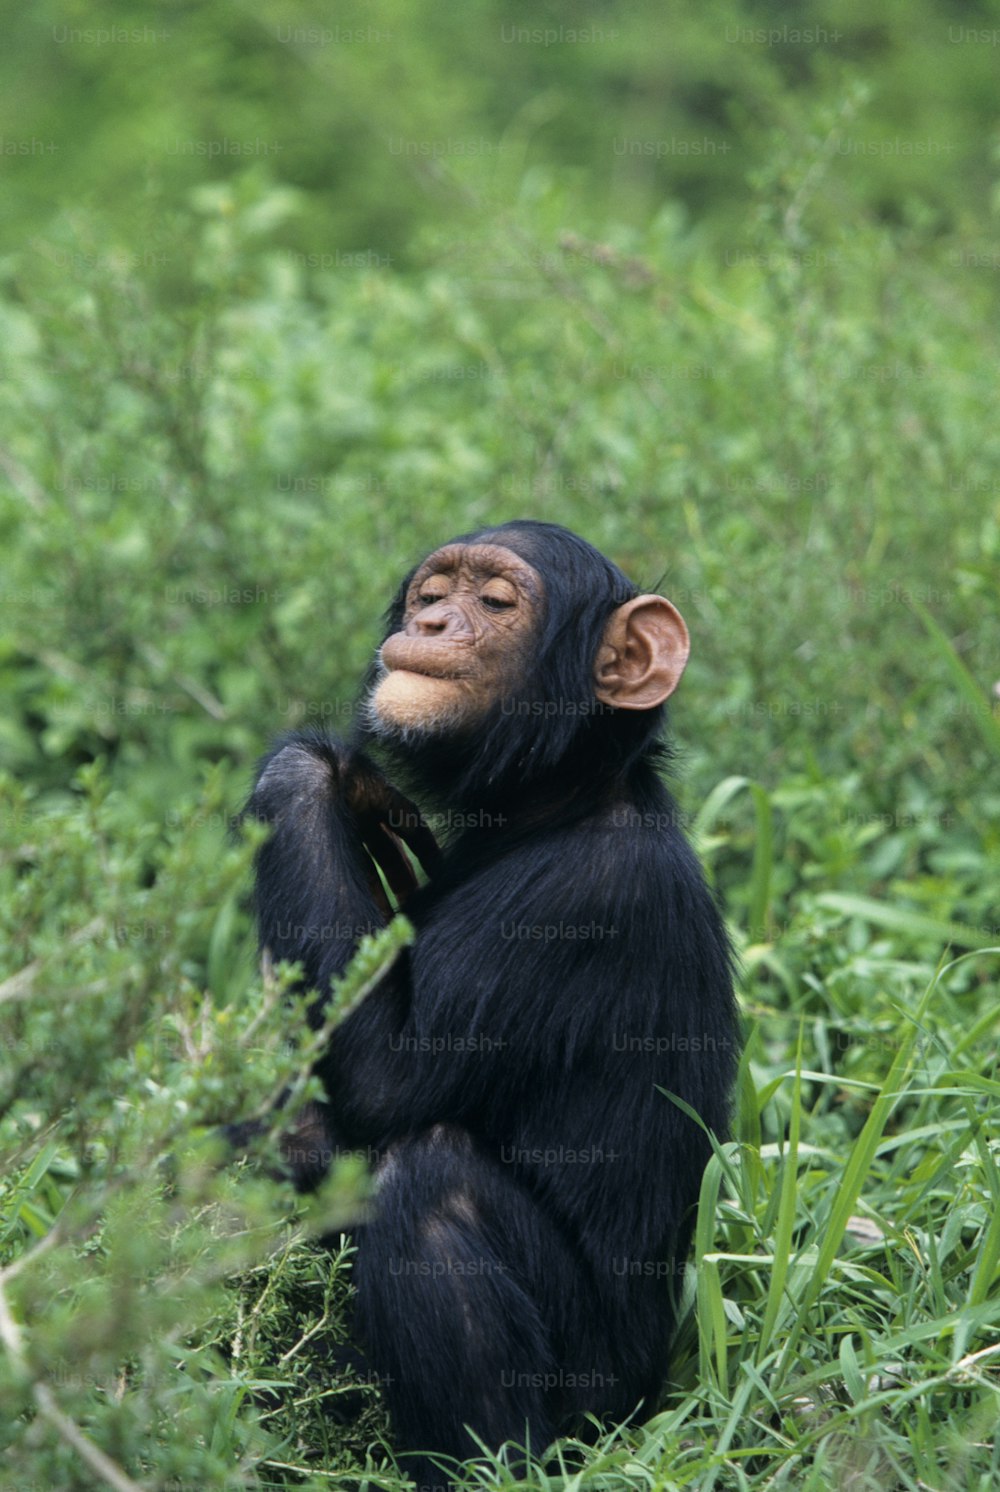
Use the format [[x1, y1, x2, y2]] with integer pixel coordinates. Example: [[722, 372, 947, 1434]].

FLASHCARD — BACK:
[[969, 1107, 1000, 1308], [756, 1025, 803, 1362], [816, 891, 995, 951], [748, 782, 774, 942], [691, 775, 749, 847], [695, 1149, 731, 1391]]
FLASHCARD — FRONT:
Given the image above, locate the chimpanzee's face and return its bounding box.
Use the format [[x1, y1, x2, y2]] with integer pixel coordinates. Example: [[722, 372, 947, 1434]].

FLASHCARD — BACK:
[[368, 543, 544, 736]]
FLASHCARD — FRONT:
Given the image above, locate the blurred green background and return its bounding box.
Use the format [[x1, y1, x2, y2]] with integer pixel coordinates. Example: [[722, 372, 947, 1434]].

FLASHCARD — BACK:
[[1, 2, 999, 1489]]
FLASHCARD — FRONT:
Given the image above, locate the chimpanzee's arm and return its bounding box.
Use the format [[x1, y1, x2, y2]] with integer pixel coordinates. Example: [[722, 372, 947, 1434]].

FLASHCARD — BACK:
[[239, 729, 442, 1180]]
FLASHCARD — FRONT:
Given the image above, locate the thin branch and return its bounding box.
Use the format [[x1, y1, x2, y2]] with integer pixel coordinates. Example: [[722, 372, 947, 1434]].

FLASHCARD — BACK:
[[0, 1281, 144, 1492], [0, 917, 106, 1004]]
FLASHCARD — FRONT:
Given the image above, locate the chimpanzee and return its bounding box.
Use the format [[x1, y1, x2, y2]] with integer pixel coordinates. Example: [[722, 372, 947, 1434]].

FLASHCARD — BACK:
[[242, 520, 737, 1487]]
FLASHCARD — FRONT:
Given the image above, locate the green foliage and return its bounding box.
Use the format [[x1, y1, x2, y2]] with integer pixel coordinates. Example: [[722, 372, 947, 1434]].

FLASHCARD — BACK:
[[1, 1, 999, 1487], [0, 764, 403, 1488], [4, 0, 1000, 266]]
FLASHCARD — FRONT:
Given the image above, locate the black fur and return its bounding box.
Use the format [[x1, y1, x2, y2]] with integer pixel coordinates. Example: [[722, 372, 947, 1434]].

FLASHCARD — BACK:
[[242, 521, 738, 1488]]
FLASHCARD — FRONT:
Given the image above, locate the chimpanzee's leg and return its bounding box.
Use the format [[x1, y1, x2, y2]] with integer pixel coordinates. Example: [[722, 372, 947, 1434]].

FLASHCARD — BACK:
[[352, 1125, 593, 1490]]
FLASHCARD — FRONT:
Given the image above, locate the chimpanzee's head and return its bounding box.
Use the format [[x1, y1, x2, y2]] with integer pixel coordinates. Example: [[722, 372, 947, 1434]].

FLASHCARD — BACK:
[[361, 520, 689, 806]]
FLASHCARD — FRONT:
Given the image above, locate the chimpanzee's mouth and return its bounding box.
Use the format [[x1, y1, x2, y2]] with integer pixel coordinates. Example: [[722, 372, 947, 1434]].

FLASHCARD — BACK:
[[378, 643, 470, 681]]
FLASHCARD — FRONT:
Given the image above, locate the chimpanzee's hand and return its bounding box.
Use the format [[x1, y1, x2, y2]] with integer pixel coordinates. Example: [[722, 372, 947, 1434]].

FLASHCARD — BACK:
[[247, 732, 441, 919]]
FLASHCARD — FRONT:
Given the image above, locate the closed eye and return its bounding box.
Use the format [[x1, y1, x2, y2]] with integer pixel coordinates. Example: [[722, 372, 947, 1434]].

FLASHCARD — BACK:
[[481, 594, 515, 611]]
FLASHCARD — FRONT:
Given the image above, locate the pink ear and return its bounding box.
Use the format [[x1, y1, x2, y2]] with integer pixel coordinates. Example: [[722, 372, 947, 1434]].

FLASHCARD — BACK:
[[593, 595, 690, 709]]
